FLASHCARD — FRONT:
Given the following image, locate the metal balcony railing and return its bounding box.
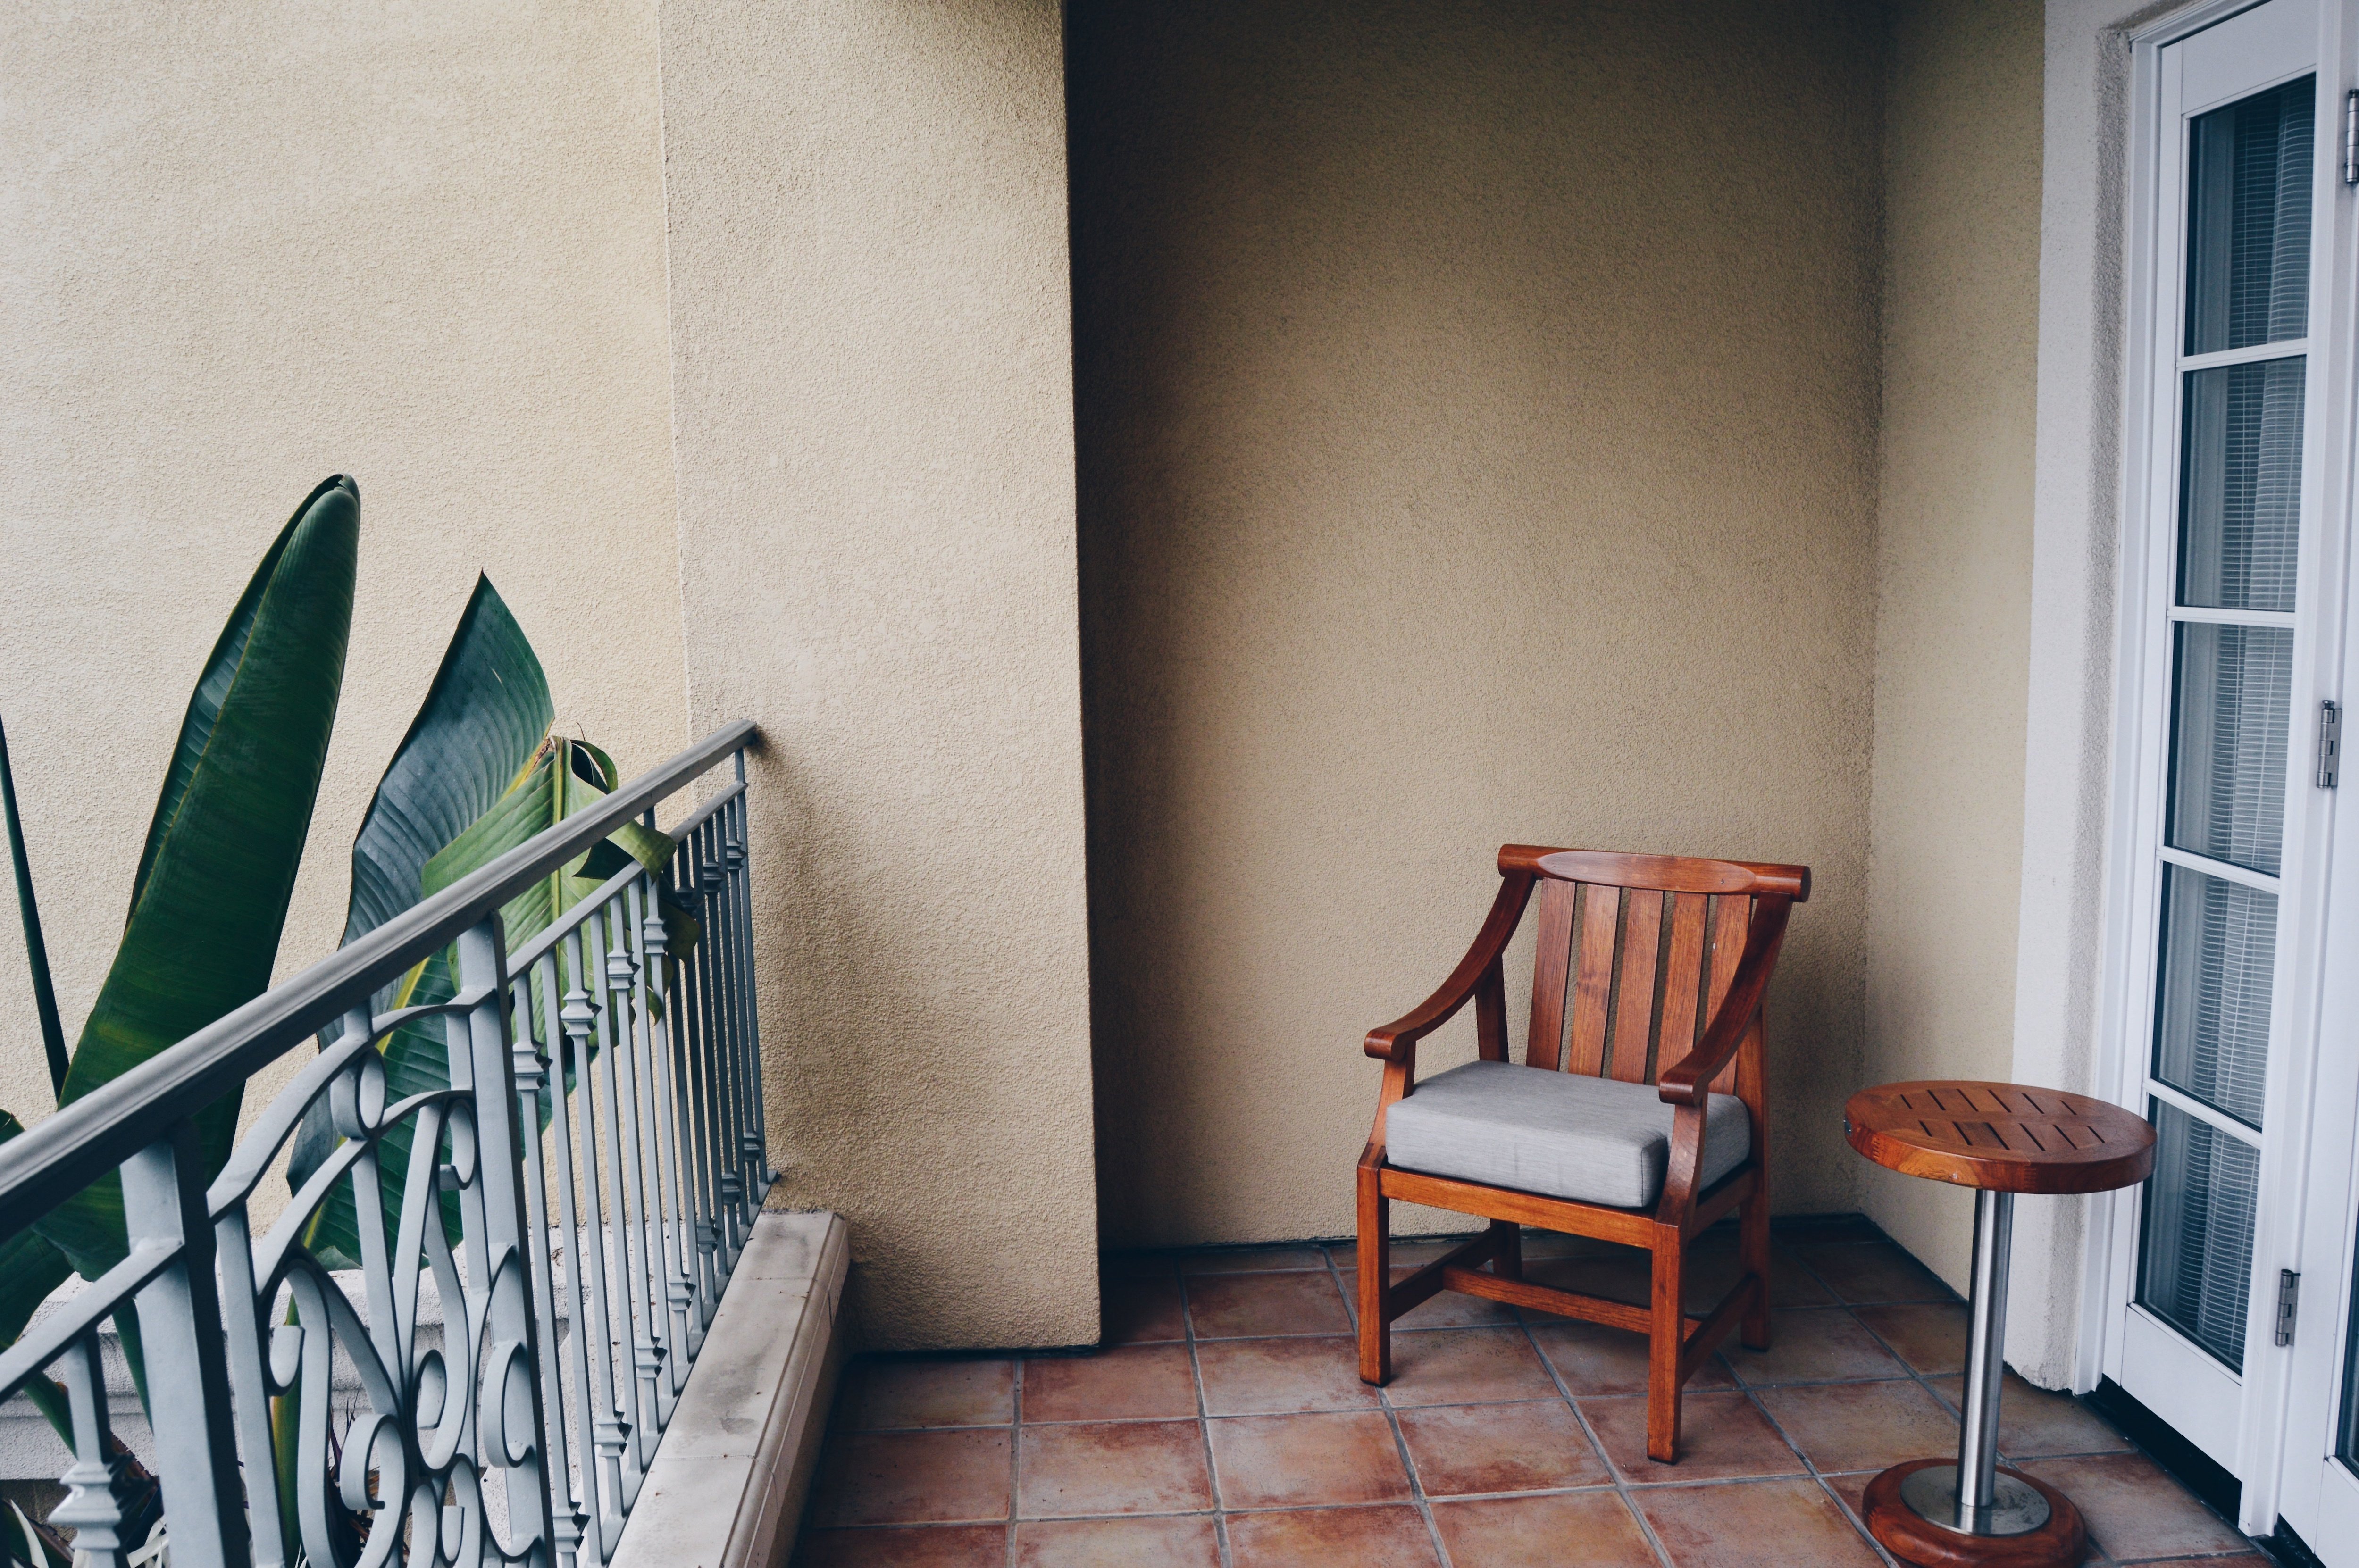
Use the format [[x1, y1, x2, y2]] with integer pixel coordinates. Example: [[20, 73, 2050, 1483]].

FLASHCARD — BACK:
[[0, 721, 770, 1568]]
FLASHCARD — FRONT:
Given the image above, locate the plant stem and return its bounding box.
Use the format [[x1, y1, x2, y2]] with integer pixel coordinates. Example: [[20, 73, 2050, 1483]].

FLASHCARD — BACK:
[[0, 715, 68, 1096]]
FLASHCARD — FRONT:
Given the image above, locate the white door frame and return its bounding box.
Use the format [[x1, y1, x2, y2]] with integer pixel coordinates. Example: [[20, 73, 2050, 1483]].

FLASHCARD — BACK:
[[2078, 0, 2357, 1536]]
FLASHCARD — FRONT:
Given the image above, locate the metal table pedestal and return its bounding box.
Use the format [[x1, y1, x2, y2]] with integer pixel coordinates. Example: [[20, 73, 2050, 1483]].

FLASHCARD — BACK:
[[1844, 1082, 2155, 1568]]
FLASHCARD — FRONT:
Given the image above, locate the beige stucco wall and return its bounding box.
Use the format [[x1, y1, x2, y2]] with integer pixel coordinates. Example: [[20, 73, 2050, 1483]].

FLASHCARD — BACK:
[[0, 0, 2054, 1362], [0, 1, 689, 1212], [1074, 0, 1885, 1247], [660, 0, 1098, 1350], [1861, 0, 2044, 1293]]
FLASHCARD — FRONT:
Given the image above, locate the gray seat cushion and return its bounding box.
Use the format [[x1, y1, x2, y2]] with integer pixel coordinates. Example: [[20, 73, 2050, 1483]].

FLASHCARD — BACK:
[[1385, 1059, 1751, 1209]]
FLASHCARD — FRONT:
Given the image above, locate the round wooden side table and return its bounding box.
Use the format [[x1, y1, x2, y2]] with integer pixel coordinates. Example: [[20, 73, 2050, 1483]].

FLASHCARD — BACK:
[[1843, 1081, 2155, 1568]]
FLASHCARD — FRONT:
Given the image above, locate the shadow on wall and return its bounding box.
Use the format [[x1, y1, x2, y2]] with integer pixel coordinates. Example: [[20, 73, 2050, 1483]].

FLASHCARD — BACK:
[[1070, 0, 1884, 1248]]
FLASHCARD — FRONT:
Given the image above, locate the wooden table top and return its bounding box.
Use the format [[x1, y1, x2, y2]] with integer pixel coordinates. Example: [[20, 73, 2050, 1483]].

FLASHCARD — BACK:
[[1844, 1080, 2156, 1194]]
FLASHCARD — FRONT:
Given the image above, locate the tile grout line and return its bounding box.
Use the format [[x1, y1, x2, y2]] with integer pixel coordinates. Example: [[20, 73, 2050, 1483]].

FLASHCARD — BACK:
[[1763, 1246, 1909, 1568], [1331, 1240, 1460, 1568], [1177, 1262, 1238, 1568], [1006, 1352, 1023, 1568], [1509, 1245, 1678, 1568]]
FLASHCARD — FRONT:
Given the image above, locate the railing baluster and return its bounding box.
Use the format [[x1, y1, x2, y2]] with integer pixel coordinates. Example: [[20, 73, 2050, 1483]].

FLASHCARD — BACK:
[[563, 926, 632, 1547], [718, 798, 751, 1219], [590, 905, 656, 1490], [47, 1327, 133, 1568], [722, 804, 760, 1229], [119, 1122, 248, 1568], [624, 889, 672, 1422], [667, 838, 720, 1334], [213, 1201, 285, 1568], [680, 829, 731, 1297], [633, 879, 697, 1386], [454, 917, 558, 1565], [728, 764, 773, 1194], [616, 885, 678, 1421], [702, 814, 745, 1244], [696, 818, 744, 1264], [507, 963, 582, 1568], [593, 901, 661, 1474], [539, 950, 610, 1563]]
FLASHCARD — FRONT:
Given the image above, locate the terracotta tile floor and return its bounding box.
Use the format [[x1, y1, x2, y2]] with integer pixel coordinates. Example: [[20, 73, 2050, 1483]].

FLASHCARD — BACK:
[[798, 1219, 2265, 1566]]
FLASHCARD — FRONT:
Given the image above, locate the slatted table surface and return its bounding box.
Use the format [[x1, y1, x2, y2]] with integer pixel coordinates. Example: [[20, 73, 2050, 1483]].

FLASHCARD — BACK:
[[1842, 1080, 2156, 1195]]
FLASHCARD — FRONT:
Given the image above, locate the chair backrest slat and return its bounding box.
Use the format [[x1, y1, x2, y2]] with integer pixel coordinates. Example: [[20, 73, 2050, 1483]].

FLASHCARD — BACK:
[[1654, 891, 1709, 1084], [1705, 894, 1753, 1094], [1499, 845, 1806, 1091], [1565, 884, 1621, 1076], [1526, 877, 1578, 1071], [1608, 889, 1664, 1083]]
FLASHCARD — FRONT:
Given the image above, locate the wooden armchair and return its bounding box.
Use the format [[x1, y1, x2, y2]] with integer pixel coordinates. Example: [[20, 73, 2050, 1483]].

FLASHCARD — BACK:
[[1357, 845, 1809, 1463]]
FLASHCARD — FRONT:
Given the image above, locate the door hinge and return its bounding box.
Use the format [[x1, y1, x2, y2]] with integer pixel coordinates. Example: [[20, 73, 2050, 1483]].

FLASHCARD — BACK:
[[2344, 91, 2357, 184], [2322, 701, 2342, 789], [2277, 1269, 2302, 1347]]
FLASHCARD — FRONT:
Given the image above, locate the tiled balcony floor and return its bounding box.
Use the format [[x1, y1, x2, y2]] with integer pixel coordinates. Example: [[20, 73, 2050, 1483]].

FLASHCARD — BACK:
[[796, 1219, 2265, 1567]]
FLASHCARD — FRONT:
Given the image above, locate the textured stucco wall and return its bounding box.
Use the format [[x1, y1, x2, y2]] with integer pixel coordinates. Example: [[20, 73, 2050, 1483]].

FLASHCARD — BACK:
[[1073, 0, 1885, 1247], [2011, 0, 2158, 1401], [1861, 0, 2044, 1293], [0, 0, 2062, 1368], [660, 0, 1097, 1350], [0, 1, 689, 1209]]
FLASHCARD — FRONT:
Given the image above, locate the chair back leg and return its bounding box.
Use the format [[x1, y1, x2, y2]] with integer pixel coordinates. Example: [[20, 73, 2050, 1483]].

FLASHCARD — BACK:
[[1647, 1234, 1686, 1463], [1489, 1218, 1521, 1283], [1740, 1184, 1773, 1351], [1357, 1163, 1390, 1384]]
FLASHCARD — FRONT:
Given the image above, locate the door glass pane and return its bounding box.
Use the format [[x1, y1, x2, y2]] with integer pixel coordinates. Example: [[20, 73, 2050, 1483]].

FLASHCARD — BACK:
[[2338, 1221, 2359, 1467], [2178, 358, 2304, 611], [2186, 75, 2314, 354], [2139, 1098, 2261, 1368], [2137, 68, 2310, 1391], [2153, 865, 2277, 1126], [2167, 623, 2293, 875]]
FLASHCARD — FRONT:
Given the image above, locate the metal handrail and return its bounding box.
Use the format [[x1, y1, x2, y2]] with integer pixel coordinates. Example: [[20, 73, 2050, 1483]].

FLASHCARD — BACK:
[[0, 719, 756, 1232], [0, 718, 771, 1568]]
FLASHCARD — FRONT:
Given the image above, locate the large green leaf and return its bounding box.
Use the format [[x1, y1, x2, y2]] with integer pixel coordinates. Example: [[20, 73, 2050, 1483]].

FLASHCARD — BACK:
[[302, 739, 678, 1267], [422, 738, 672, 944], [338, 576, 554, 954], [285, 579, 554, 1209], [294, 583, 677, 1266], [35, 477, 358, 1278], [0, 717, 68, 1096], [0, 1111, 75, 1448]]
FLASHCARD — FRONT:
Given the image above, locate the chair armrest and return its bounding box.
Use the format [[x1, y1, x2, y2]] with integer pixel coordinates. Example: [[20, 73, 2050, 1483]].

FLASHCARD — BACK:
[[1656, 897, 1794, 1105], [1365, 873, 1536, 1061]]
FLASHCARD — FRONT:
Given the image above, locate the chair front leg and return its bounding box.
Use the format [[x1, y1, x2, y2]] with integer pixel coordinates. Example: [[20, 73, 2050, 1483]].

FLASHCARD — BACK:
[[1357, 1155, 1390, 1385], [1647, 1233, 1685, 1464]]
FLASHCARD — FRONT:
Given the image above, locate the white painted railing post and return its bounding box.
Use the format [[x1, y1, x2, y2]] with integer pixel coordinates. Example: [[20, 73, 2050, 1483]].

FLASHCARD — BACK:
[[121, 1122, 250, 1568], [455, 916, 559, 1567], [45, 1328, 133, 1568]]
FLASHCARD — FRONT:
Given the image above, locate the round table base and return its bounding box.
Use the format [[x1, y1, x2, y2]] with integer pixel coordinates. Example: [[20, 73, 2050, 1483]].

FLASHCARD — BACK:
[[1864, 1459, 2087, 1568], [1899, 1464, 2051, 1535]]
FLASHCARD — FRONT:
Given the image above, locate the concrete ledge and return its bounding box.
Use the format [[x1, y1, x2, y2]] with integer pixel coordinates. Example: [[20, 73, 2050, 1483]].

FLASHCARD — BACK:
[[611, 1211, 850, 1568]]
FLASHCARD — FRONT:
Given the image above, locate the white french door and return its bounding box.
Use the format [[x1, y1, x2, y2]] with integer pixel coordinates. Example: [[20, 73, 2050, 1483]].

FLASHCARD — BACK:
[[2102, 0, 2359, 1541], [2279, 571, 2359, 1547]]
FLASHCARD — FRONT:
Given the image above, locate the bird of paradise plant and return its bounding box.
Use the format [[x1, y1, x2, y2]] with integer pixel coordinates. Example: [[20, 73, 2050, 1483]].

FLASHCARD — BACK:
[[0, 478, 678, 1566]]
